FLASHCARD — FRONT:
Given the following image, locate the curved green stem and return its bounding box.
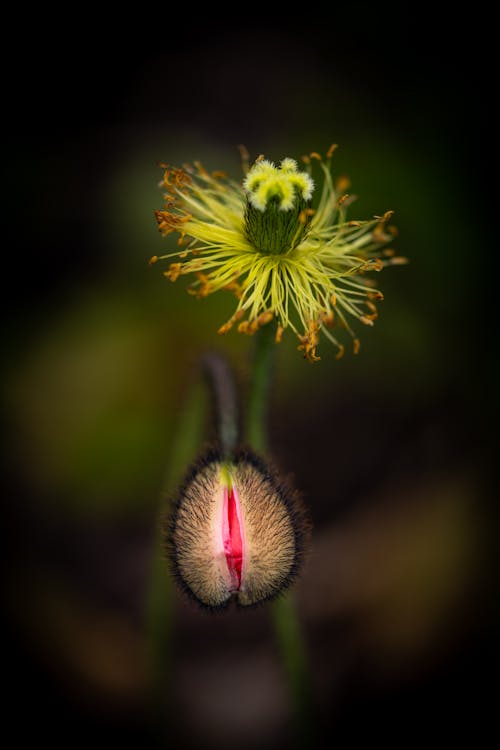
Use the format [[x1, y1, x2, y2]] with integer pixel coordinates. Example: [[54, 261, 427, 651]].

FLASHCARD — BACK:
[[146, 354, 240, 743], [246, 327, 313, 747], [201, 352, 239, 456], [146, 381, 207, 742]]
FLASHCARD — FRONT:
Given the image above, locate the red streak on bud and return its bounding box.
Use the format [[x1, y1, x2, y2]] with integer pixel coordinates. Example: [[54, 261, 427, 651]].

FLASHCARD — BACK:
[[222, 485, 244, 591]]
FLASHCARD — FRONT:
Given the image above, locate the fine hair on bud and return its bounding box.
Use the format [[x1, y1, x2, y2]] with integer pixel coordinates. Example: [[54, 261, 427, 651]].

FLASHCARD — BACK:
[[164, 448, 311, 610]]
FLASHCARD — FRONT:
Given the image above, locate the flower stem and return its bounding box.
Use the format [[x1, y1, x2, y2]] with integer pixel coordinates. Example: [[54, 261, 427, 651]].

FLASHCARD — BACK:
[[147, 354, 239, 741], [201, 352, 239, 456], [246, 326, 313, 746], [246, 323, 274, 453], [146, 380, 207, 741]]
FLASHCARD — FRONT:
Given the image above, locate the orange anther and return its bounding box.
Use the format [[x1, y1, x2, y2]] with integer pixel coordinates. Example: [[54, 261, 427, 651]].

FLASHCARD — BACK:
[[257, 311, 274, 326], [163, 262, 182, 282], [335, 175, 351, 193], [335, 345, 345, 360]]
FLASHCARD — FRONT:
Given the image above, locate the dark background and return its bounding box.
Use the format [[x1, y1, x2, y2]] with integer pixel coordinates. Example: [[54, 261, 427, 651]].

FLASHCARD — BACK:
[[3, 11, 497, 749]]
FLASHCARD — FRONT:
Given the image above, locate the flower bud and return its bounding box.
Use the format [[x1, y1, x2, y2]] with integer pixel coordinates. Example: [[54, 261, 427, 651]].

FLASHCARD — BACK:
[[165, 450, 310, 609]]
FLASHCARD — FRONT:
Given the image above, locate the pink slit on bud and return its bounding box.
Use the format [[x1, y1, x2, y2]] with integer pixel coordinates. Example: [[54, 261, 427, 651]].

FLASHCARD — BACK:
[[222, 484, 244, 591]]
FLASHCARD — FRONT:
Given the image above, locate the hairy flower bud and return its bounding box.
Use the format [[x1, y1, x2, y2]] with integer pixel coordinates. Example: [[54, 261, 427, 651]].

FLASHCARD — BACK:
[[165, 450, 310, 609]]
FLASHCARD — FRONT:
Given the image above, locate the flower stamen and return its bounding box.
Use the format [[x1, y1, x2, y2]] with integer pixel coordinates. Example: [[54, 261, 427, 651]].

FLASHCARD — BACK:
[[152, 147, 404, 362]]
